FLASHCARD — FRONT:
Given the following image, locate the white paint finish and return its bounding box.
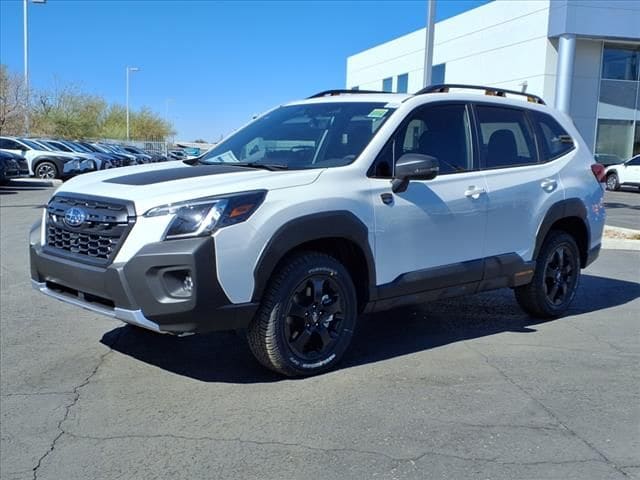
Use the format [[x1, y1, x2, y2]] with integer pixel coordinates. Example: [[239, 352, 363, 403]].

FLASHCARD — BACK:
[[39, 93, 605, 307], [369, 171, 488, 285], [214, 167, 376, 303], [56, 162, 323, 216], [482, 159, 565, 261]]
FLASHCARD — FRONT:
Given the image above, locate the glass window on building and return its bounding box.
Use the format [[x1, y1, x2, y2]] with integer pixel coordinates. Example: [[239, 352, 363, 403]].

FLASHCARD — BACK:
[[596, 119, 635, 162], [597, 43, 640, 161], [432, 63, 446, 85], [382, 77, 393, 92], [397, 73, 409, 93], [602, 45, 639, 81]]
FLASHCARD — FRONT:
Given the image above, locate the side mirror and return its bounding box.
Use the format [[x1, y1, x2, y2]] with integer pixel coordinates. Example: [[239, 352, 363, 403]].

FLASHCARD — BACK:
[[391, 153, 439, 193]]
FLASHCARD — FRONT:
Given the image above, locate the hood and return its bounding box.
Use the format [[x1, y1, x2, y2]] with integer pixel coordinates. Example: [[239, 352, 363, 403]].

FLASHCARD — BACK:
[[56, 162, 323, 214]]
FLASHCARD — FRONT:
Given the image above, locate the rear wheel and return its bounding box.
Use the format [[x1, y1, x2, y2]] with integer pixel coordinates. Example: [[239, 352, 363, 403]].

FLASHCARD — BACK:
[[515, 231, 580, 318], [247, 252, 357, 377], [34, 161, 58, 179], [606, 172, 620, 191]]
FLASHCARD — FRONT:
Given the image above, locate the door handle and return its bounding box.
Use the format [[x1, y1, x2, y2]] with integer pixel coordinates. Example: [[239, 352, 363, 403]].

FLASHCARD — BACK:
[[464, 186, 486, 199], [540, 178, 557, 191]]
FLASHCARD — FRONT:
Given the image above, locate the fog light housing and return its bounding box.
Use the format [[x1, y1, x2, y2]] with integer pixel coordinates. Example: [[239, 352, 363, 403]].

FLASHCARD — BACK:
[[162, 269, 194, 298]]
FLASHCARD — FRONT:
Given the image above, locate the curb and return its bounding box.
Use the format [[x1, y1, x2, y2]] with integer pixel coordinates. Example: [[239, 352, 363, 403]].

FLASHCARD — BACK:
[[601, 238, 640, 251], [9, 178, 61, 187], [602, 225, 640, 251]]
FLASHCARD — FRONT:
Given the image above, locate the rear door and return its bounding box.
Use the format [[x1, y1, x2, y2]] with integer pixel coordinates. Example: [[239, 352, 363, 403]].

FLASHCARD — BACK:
[[475, 105, 567, 262]]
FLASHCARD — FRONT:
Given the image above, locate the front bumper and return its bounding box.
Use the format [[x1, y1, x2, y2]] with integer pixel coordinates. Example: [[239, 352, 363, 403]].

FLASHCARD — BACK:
[[30, 231, 258, 334]]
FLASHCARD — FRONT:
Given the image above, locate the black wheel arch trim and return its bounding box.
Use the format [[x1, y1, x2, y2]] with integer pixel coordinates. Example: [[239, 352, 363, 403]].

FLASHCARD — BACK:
[[533, 198, 590, 265], [252, 211, 376, 303], [33, 157, 65, 174]]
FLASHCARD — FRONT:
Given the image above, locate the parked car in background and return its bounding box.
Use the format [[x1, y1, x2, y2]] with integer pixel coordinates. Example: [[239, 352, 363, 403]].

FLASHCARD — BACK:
[[100, 144, 149, 164], [168, 149, 187, 161], [91, 143, 139, 165], [130, 145, 166, 162], [120, 146, 155, 163], [0, 150, 29, 185], [37, 139, 112, 170], [60, 139, 123, 167], [595, 153, 624, 167], [78, 142, 135, 167], [0, 136, 93, 179], [605, 155, 640, 191]]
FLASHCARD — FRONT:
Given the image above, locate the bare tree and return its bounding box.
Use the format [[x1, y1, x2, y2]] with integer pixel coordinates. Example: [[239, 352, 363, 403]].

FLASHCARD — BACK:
[[0, 65, 27, 135]]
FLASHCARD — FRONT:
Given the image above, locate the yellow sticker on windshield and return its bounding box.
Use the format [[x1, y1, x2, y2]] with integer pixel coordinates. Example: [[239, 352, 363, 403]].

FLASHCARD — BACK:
[[367, 108, 389, 119]]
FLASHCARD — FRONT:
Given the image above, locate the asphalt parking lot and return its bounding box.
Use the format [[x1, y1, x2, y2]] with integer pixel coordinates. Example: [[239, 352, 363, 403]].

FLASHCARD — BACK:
[[1, 181, 639, 480], [604, 188, 640, 230]]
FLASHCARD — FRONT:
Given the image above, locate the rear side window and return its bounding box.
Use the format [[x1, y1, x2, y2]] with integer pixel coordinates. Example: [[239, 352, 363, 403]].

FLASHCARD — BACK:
[[530, 111, 574, 161], [475, 105, 537, 169]]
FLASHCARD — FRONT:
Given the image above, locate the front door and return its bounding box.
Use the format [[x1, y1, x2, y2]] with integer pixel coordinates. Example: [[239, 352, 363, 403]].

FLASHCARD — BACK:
[[370, 103, 488, 294]]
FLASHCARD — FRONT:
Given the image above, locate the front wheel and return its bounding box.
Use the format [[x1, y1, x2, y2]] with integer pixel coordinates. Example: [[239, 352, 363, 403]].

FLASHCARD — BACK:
[[515, 231, 581, 318], [247, 252, 357, 377], [34, 161, 59, 180], [606, 173, 620, 191]]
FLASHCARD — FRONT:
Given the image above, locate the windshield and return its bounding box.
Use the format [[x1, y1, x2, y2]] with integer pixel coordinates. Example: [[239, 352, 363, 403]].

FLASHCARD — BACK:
[[200, 102, 395, 169], [64, 141, 91, 153], [19, 138, 46, 150]]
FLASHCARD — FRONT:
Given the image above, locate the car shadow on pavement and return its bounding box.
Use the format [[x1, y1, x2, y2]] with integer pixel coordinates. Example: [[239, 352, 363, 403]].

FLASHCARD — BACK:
[[604, 201, 640, 211], [103, 273, 639, 384]]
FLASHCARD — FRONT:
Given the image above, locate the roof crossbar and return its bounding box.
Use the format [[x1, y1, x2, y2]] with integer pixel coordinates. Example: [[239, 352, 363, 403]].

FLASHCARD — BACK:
[[416, 84, 546, 105], [308, 89, 388, 99]]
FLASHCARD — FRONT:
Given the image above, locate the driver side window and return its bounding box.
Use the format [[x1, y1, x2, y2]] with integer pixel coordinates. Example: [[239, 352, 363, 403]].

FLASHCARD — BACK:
[[370, 103, 473, 178]]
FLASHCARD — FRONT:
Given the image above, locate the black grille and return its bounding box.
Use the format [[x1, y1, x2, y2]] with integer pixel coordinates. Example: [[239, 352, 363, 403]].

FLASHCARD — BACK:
[[44, 194, 135, 265]]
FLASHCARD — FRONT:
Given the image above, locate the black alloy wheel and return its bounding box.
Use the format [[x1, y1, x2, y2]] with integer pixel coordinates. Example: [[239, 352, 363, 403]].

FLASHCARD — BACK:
[[515, 230, 581, 318], [247, 252, 357, 377], [284, 275, 345, 361], [543, 245, 576, 306]]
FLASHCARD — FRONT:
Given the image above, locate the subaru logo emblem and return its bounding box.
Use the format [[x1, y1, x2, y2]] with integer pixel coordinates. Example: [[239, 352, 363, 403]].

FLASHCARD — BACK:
[[64, 207, 87, 227]]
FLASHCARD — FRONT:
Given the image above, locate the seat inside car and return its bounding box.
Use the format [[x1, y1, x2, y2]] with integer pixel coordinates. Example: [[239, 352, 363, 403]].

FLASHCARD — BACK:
[[487, 129, 518, 167]]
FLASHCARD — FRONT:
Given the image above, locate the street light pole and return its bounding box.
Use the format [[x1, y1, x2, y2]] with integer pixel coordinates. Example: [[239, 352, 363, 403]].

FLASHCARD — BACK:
[[125, 66, 139, 141], [23, 0, 29, 134], [22, 0, 46, 136], [423, 0, 436, 88]]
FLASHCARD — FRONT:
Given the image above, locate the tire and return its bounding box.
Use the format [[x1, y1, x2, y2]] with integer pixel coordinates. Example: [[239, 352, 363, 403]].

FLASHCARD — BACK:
[[34, 161, 59, 180], [606, 172, 620, 191], [515, 231, 581, 319], [247, 252, 358, 377]]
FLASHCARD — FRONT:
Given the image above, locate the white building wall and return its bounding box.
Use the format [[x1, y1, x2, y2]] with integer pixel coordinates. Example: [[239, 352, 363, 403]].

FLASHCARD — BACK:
[[346, 0, 556, 101]]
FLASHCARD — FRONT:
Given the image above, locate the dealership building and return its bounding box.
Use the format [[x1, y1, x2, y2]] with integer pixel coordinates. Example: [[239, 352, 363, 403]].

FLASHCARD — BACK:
[[346, 0, 640, 160]]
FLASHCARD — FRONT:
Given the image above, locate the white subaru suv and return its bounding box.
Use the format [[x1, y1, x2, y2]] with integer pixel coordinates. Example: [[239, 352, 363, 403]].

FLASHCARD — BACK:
[[30, 85, 606, 376]]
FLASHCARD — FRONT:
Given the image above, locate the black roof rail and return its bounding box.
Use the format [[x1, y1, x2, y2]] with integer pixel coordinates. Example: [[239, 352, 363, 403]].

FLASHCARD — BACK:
[[308, 89, 389, 99], [416, 84, 546, 105]]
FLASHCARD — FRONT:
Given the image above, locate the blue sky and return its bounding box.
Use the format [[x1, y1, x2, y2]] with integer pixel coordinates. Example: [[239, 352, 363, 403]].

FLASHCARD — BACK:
[[0, 0, 489, 141]]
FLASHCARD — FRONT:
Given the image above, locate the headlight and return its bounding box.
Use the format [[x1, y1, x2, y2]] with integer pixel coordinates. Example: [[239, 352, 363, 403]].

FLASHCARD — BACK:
[[144, 191, 266, 240]]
